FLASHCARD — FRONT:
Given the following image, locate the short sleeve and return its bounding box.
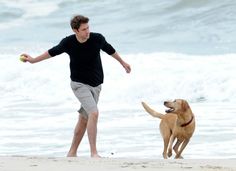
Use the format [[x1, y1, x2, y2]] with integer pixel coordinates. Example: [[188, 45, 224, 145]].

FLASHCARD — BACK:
[[48, 38, 67, 57], [100, 35, 116, 55]]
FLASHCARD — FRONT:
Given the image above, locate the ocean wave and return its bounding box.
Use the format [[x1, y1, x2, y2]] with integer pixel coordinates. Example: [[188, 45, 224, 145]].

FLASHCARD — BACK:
[[1, 0, 236, 54], [1, 51, 235, 108], [0, 0, 60, 30], [102, 52, 236, 104]]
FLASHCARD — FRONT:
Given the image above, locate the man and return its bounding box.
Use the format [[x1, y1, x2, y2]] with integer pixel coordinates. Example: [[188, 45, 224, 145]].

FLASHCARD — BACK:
[[21, 15, 131, 158]]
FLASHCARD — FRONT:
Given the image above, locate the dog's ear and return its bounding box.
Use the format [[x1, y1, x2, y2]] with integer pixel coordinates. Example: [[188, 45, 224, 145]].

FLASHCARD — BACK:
[[181, 100, 190, 112]]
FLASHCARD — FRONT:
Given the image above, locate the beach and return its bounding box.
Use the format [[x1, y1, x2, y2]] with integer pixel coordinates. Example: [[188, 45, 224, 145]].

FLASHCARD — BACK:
[[0, 156, 235, 171], [1, 0, 236, 162]]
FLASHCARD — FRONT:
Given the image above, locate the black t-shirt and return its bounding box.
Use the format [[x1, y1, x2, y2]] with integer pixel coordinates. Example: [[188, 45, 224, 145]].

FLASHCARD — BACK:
[[48, 32, 116, 87]]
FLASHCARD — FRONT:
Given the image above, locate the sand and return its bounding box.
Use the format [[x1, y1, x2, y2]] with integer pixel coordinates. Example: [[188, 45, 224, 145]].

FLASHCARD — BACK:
[[0, 156, 235, 171]]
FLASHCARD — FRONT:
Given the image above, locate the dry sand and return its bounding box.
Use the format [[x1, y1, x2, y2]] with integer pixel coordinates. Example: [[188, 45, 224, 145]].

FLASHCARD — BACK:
[[0, 156, 235, 171]]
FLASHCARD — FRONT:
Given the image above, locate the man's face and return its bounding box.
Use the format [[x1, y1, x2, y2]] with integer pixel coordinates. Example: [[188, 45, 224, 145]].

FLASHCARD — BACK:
[[76, 23, 90, 40]]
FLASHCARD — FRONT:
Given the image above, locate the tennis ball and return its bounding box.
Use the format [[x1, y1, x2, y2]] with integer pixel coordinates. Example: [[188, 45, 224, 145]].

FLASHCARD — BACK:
[[19, 55, 26, 62]]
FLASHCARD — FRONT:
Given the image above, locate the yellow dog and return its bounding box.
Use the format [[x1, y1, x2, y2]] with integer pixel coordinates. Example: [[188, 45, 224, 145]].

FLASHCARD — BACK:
[[142, 99, 195, 159]]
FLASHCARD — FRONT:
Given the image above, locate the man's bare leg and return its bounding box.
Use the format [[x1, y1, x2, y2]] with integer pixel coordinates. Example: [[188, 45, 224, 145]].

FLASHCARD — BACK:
[[87, 111, 101, 158], [67, 114, 87, 157]]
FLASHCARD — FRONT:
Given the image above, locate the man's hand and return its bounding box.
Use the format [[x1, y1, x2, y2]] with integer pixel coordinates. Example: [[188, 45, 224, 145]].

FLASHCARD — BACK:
[[122, 62, 131, 73], [20, 54, 36, 64]]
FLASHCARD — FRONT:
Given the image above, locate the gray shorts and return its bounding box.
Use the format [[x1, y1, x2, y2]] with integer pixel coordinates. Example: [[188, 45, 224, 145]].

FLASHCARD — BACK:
[[70, 81, 101, 119]]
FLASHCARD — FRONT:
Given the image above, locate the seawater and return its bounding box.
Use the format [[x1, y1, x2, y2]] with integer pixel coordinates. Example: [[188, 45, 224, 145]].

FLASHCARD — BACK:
[[0, 0, 236, 159]]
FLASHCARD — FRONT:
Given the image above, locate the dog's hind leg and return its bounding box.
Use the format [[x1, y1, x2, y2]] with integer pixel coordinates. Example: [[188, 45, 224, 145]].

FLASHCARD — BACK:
[[167, 135, 176, 157], [162, 135, 170, 159], [160, 125, 171, 159]]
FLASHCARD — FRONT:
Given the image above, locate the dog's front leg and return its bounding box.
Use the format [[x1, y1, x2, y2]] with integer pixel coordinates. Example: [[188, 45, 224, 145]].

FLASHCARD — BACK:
[[175, 139, 189, 159], [173, 139, 183, 154]]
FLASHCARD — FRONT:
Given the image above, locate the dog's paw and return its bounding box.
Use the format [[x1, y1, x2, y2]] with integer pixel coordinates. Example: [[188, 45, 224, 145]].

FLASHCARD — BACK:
[[168, 150, 172, 157], [174, 155, 184, 159]]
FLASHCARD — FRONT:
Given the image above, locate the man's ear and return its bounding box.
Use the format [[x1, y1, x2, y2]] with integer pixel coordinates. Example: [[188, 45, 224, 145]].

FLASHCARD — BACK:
[[73, 29, 79, 33]]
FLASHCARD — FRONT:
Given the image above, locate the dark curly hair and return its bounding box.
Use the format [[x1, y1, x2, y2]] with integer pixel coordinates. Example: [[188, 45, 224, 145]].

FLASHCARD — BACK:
[[70, 15, 89, 30]]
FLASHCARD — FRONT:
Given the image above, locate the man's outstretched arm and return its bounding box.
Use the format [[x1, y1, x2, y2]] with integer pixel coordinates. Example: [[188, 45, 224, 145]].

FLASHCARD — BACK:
[[111, 52, 131, 73], [21, 51, 51, 64]]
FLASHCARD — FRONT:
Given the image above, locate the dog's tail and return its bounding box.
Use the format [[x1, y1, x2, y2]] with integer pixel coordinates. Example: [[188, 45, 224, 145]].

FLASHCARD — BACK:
[[141, 102, 164, 119]]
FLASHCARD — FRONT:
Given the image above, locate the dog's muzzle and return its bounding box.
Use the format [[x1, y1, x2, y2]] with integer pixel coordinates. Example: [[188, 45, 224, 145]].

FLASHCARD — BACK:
[[165, 108, 174, 113], [164, 101, 174, 113]]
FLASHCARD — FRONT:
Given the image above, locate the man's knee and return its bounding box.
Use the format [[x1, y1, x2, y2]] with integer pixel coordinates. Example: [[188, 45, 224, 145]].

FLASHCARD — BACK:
[[89, 111, 99, 118]]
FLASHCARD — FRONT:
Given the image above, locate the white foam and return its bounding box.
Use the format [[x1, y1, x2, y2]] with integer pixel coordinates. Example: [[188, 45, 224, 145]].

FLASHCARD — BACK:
[[101, 52, 236, 107], [1, 51, 236, 158]]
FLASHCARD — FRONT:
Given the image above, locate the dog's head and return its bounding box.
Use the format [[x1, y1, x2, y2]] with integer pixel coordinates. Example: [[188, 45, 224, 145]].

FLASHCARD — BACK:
[[164, 99, 190, 114]]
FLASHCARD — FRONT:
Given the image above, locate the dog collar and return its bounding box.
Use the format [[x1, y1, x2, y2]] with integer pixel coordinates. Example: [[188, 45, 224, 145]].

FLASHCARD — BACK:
[[181, 115, 194, 127]]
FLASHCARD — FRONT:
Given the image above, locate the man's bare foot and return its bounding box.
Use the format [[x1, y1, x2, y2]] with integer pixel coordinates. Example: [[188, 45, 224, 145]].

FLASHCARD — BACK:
[[67, 153, 77, 157], [91, 154, 101, 158]]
